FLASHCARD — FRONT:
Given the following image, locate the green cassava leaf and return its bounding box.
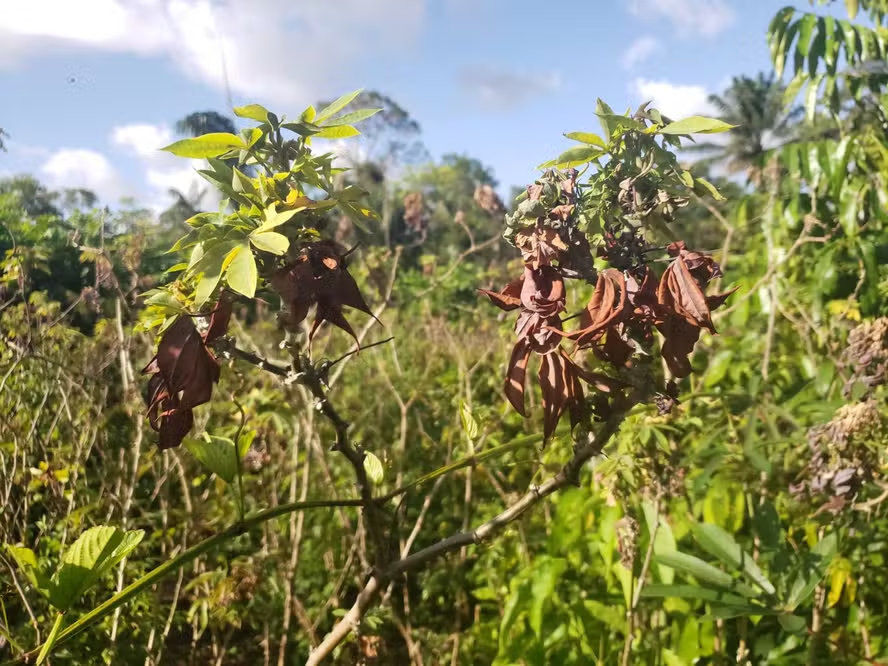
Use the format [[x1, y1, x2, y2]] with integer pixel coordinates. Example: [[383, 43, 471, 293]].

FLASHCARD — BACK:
[[225, 245, 258, 298], [324, 108, 381, 126], [313, 125, 361, 140], [233, 104, 270, 122], [249, 231, 290, 255], [315, 89, 363, 123], [564, 131, 607, 148], [161, 133, 243, 159], [659, 116, 736, 135]]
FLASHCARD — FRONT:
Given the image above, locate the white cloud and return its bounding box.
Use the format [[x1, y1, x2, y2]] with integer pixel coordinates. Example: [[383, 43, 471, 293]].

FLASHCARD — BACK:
[[628, 0, 735, 37], [41, 149, 132, 204], [112, 122, 209, 210], [459, 65, 561, 110], [111, 124, 173, 158], [0, 0, 425, 106], [631, 78, 716, 119], [622, 36, 660, 70]]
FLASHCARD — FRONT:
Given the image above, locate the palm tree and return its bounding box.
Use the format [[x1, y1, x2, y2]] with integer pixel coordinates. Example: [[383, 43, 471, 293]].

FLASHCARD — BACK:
[[689, 73, 802, 182], [174, 111, 236, 137]]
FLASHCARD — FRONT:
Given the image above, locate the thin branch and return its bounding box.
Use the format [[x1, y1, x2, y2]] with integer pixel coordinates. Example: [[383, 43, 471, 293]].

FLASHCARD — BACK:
[[305, 409, 629, 666]]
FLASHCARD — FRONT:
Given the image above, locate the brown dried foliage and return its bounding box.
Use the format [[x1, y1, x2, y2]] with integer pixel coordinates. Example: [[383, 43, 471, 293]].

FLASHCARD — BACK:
[[270, 240, 379, 345], [143, 295, 233, 449]]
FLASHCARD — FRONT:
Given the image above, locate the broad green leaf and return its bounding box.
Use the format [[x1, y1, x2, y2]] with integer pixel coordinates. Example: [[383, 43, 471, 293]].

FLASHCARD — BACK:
[[656, 551, 758, 597], [786, 532, 838, 610], [315, 89, 363, 123], [595, 112, 645, 133], [659, 116, 736, 135], [53, 526, 144, 610], [242, 127, 263, 149], [237, 431, 256, 460], [255, 203, 300, 233], [640, 584, 753, 608], [301, 105, 317, 122], [845, 0, 858, 19], [808, 18, 827, 77], [363, 451, 384, 485], [797, 14, 817, 57], [805, 74, 824, 121], [6, 546, 53, 601], [595, 99, 617, 136], [185, 435, 238, 483], [692, 523, 776, 595], [769, 6, 796, 77], [529, 557, 566, 638], [225, 245, 258, 298], [161, 133, 243, 159], [613, 562, 633, 607], [499, 578, 530, 651], [661, 648, 687, 666], [313, 125, 361, 140], [782, 74, 807, 106], [778, 613, 807, 633], [280, 121, 321, 137], [642, 501, 677, 584], [538, 145, 602, 170], [827, 557, 851, 608], [233, 104, 269, 122], [249, 231, 289, 255], [459, 401, 479, 440], [564, 131, 607, 148], [694, 177, 726, 201], [325, 108, 381, 126]]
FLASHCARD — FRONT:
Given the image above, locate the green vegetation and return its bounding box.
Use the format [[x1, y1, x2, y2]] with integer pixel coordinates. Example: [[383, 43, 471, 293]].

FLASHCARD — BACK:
[[2, 2, 888, 664]]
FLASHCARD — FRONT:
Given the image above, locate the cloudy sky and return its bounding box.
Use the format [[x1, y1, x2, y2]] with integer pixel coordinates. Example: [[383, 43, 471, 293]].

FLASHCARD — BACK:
[[0, 0, 797, 210]]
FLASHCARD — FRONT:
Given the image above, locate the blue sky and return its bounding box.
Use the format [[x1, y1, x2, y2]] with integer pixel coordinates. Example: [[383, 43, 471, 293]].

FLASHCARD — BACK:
[[0, 0, 801, 210]]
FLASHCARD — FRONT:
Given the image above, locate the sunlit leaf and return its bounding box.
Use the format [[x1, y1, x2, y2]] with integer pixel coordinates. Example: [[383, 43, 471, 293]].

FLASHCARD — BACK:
[[225, 245, 258, 298], [249, 231, 290, 255], [315, 89, 363, 123], [659, 116, 736, 135], [233, 104, 270, 122], [161, 133, 243, 159], [363, 451, 384, 485]]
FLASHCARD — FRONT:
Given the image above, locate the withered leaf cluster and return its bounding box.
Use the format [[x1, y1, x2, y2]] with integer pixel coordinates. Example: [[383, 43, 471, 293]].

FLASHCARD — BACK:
[[270, 240, 378, 344], [483, 172, 736, 440], [143, 295, 232, 449], [481, 226, 622, 440]]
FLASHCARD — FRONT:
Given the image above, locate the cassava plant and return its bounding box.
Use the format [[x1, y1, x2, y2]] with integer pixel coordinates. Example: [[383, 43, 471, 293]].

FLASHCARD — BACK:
[[7, 94, 742, 665]]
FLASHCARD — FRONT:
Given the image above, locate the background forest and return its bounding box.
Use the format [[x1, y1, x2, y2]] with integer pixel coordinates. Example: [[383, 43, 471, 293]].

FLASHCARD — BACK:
[[2, 1, 888, 664]]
